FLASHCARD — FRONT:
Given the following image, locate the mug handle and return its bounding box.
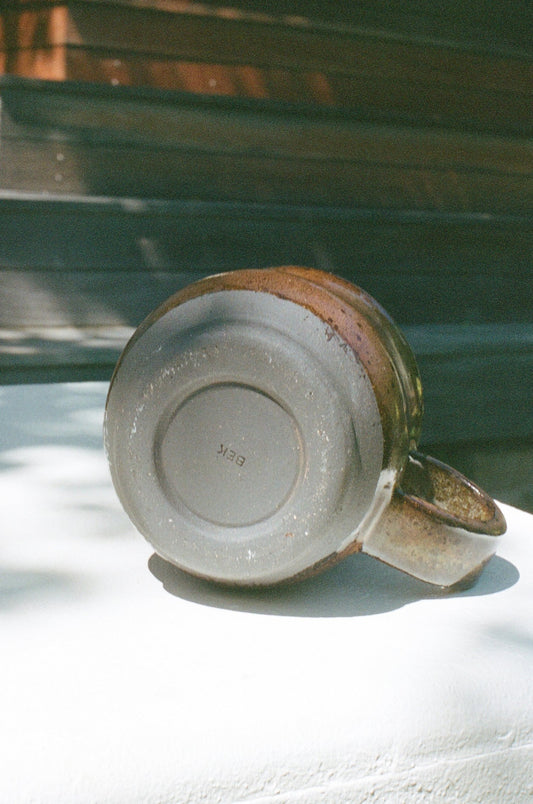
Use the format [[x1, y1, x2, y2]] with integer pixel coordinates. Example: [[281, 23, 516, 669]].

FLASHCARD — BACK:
[[363, 452, 507, 588]]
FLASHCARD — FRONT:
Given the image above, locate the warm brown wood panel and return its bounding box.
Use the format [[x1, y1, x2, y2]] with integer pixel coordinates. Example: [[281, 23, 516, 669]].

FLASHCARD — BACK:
[[35, 49, 533, 134], [1, 2, 531, 133], [0, 4, 68, 78]]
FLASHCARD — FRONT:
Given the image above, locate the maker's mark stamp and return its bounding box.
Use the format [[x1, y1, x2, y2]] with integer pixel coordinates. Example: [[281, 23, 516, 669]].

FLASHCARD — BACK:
[[217, 444, 246, 467]]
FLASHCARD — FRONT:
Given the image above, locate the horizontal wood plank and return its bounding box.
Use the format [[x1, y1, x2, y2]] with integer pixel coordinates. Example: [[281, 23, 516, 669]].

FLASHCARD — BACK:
[[61, 6, 533, 92], [5, 0, 532, 54], [4, 46, 529, 134], [0, 196, 530, 277], [1, 137, 530, 214], [3, 80, 529, 171], [1, 78, 531, 213], [82, 0, 530, 53], [3, 3, 531, 91], [1, 3, 531, 132]]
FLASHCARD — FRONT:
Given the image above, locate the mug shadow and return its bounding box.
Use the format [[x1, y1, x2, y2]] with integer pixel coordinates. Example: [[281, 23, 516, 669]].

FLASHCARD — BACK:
[[148, 552, 520, 618]]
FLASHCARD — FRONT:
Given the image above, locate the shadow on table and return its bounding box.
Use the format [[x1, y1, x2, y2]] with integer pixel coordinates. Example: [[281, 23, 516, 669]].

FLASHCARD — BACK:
[[0, 569, 85, 610], [148, 551, 519, 618], [0, 382, 106, 457]]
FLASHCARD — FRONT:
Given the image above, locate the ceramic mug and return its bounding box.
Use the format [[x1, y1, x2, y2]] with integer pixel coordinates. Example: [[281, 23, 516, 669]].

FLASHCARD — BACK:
[[105, 267, 506, 587]]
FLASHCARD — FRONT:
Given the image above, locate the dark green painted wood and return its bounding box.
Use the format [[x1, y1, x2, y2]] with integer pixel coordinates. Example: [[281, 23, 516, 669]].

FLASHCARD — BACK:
[[0, 196, 531, 327]]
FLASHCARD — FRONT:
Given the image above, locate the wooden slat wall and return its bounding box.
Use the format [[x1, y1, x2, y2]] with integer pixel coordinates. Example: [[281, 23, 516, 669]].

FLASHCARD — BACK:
[[0, 77, 531, 214], [0, 0, 532, 507], [0, 194, 531, 447], [0, 197, 531, 327], [0, 1, 531, 134]]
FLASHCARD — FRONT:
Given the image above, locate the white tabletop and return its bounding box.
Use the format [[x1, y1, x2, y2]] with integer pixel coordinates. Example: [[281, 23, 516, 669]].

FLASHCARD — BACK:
[[1, 383, 532, 803]]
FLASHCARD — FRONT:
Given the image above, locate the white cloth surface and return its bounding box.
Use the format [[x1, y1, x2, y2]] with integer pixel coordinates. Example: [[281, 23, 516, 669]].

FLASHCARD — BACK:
[[0, 382, 532, 804]]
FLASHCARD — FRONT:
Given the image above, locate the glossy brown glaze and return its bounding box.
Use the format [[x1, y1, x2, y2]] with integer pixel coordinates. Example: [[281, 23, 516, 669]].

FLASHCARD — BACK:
[[275, 266, 423, 467]]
